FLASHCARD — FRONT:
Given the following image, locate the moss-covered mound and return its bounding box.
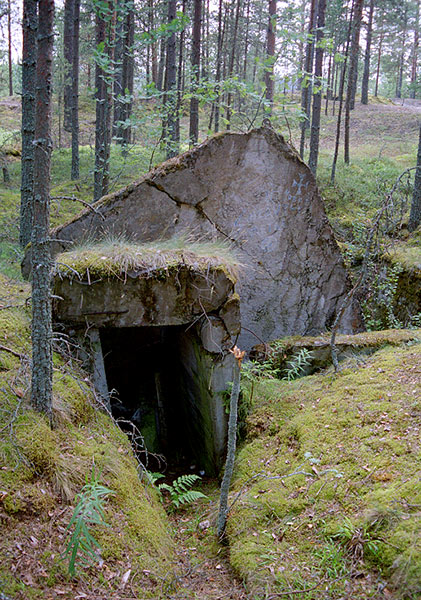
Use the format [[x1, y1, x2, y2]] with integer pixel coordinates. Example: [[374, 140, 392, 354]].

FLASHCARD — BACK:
[[54, 237, 240, 282], [0, 274, 176, 599], [228, 341, 421, 599]]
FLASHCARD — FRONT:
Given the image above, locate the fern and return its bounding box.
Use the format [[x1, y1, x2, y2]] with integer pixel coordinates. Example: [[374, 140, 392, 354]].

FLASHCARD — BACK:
[[157, 474, 208, 509], [64, 468, 114, 576]]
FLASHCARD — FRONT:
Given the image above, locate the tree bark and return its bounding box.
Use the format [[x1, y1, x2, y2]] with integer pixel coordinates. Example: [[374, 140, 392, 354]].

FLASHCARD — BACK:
[[410, 0, 420, 99], [264, 0, 277, 115], [63, 0, 74, 131], [225, 0, 241, 130], [71, 0, 80, 180], [299, 0, 318, 160], [166, 0, 178, 158], [361, 0, 374, 105], [213, 0, 224, 133], [31, 0, 54, 422], [374, 30, 383, 97], [93, 2, 112, 201], [344, 0, 363, 164], [20, 0, 38, 248], [408, 125, 421, 231], [189, 0, 202, 145], [7, 0, 13, 96], [308, 0, 326, 175]]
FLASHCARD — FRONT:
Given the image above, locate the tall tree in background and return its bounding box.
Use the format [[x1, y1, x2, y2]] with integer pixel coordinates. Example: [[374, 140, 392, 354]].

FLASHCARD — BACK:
[[299, 0, 317, 159], [361, 0, 374, 104], [20, 0, 38, 248], [93, 0, 112, 201], [225, 0, 241, 130], [189, 0, 202, 145], [31, 0, 54, 421], [71, 0, 80, 179], [408, 124, 421, 231], [308, 0, 326, 174], [166, 0, 178, 158], [410, 0, 419, 98], [63, 0, 74, 131], [344, 0, 363, 164], [113, 0, 135, 147], [7, 0, 13, 95], [265, 0, 277, 115]]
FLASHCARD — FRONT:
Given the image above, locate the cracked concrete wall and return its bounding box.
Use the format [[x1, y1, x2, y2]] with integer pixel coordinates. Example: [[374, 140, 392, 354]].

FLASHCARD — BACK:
[[39, 127, 363, 349]]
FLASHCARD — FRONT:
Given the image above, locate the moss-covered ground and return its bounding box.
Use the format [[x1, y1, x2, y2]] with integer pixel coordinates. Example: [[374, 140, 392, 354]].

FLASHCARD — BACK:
[[0, 95, 420, 599], [228, 343, 421, 599]]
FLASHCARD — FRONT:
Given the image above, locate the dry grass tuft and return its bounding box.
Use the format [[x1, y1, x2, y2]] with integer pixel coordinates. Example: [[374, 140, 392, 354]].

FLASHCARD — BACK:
[[54, 235, 242, 282]]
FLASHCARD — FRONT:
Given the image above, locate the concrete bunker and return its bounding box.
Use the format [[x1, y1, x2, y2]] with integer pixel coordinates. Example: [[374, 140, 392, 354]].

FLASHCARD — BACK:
[[34, 126, 364, 351], [53, 240, 241, 475]]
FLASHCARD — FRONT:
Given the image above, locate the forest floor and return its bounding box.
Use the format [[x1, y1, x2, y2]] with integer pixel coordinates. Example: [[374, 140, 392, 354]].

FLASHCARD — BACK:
[[0, 96, 420, 599]]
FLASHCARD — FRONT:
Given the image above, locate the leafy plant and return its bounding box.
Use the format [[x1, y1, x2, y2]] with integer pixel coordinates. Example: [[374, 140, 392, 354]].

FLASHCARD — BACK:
[[64, 468, 114, 577], [154, 473, 208, 509], [283, 348, 313, 381], [331, 516, 380, 562]]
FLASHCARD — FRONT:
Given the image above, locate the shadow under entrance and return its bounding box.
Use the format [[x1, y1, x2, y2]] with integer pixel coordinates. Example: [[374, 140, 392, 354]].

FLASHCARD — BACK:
[[100, 326, 222, 475]]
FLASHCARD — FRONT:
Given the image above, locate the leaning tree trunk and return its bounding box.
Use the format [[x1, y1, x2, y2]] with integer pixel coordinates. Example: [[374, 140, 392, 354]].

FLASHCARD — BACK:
[[308, 0, 326, 175], [189, 0, 202, 145], [31, 0, 54, 422], [71, 0, 80, 179], [264, 0, 277, 115], [20, 0, 38, 248], [408, 125, 421, 232], [361, 0, 374, 105]]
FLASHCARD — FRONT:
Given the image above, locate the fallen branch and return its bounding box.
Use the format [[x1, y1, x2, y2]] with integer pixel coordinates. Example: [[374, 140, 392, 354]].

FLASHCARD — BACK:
[[51, 195, 106, 220], [0, 344, 23, 359]]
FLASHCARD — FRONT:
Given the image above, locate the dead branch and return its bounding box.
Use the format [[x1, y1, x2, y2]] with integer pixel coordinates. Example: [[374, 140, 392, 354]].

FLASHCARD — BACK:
[[51, 195, 106, 220], [0, 344, 23, 359]]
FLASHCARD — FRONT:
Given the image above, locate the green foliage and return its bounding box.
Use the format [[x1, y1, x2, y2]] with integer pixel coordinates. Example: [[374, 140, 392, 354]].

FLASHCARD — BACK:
[[154, 473, 208, 510], [283, 348, 314, 381], [331, 517, 381, 562], [361, 264, 403, 330], [64, 468, 114, 577]]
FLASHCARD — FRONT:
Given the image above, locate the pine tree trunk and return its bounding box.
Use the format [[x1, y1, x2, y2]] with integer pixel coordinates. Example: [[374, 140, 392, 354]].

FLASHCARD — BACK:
[[308, 0, 326, 175], [20, 0, 38, 249], [225, 0, 241, 130], [361, 0, 374, 105], [265, 0, 277, 115], [112, 0, 126, 140], [213, 0, 224, 133], [63, 0, 74, 132], [299, 0, 317, 160], [166, 0, 178, 158], [349, 0, 363, 111], [395, 10, 408, 100], [149, 0, 158, 85], [189, 0, 202, 145], [122, 6, 134, 147], [71, 0, 80, 180], [344, 0, 363, 164], [374, 31, 383, 97], [408, 125, 421, 231], [93, 4, 111, 201], [7, 0, 13, 96], [410, 0, 419, 99], [31, 0, 54, 422]]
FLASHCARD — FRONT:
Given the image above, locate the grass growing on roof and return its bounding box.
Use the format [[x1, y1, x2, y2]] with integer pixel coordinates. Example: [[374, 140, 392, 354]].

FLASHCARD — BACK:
[[54, 236, 241, 281]]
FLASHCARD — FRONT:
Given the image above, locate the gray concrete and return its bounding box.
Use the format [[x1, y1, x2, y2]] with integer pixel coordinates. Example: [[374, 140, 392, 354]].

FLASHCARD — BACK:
[[32, 127, 362, 350]]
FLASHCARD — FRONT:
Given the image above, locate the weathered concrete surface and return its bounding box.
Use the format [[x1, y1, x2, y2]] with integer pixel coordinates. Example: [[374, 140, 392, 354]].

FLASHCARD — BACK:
[[35, 126, 363, 349], [53, 266, 235, 328]]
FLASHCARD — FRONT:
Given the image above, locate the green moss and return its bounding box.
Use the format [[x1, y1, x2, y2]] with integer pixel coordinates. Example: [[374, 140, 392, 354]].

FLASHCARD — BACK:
[[228, 343, 421, 598]]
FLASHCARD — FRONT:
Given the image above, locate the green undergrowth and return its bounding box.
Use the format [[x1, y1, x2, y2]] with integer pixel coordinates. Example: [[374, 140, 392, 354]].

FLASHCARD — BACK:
[[228, 342, 421, 599], [54, 236, 241, 282], [0, 273, 176, 599]]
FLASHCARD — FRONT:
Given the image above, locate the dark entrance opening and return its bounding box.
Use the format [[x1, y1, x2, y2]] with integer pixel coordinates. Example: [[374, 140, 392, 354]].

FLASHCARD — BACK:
[[100, 326, 207, 473]]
